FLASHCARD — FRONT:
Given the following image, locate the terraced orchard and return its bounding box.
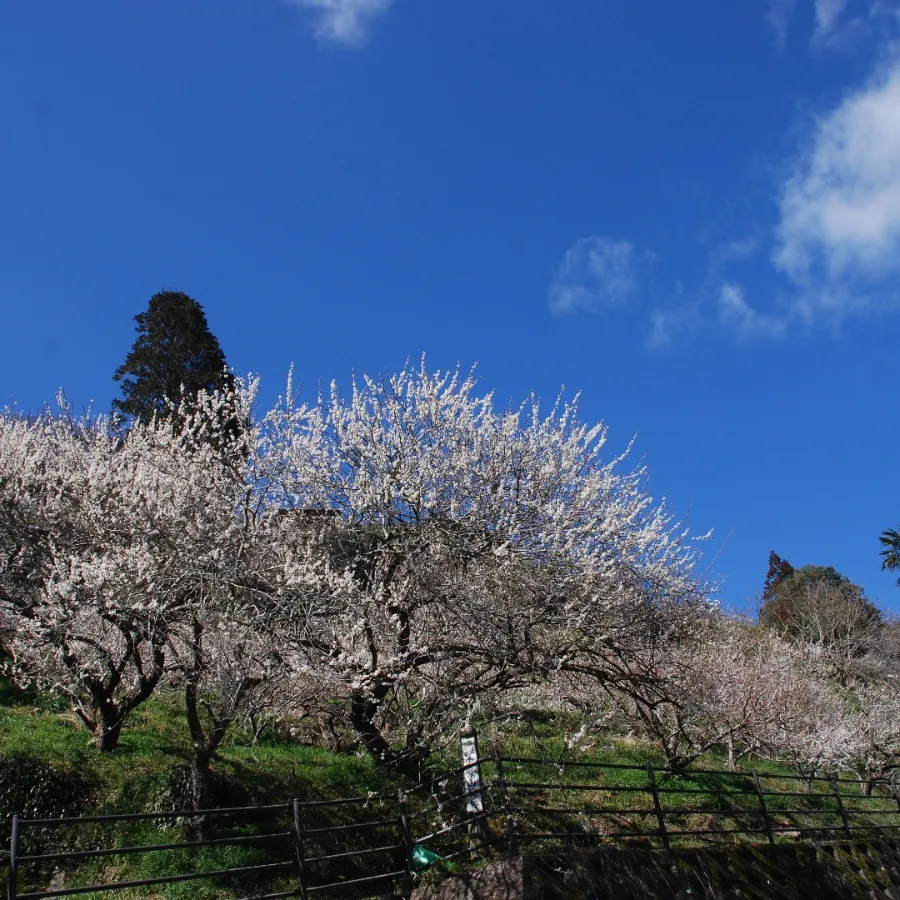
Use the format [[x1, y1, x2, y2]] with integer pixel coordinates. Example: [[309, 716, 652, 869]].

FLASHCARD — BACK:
[[4, 695, 900, 899]]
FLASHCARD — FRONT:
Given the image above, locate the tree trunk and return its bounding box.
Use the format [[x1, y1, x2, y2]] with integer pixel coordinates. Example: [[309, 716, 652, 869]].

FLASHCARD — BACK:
[[93, 716, 124, 752], [77, 696, 126, 752], [348, 686, 426, 777], [192, 756, 212, 809], [184, 753, 212, 840], [349, 690, 395, 764], [75, 634, 166, 753]]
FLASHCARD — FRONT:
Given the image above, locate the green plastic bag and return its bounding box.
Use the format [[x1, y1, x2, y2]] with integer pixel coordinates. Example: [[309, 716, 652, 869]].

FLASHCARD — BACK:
[[411, 844, 443, 870]]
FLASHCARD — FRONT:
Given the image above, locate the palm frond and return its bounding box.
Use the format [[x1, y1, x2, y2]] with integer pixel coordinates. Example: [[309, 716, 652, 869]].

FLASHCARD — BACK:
[[879, 525, 900, 585]]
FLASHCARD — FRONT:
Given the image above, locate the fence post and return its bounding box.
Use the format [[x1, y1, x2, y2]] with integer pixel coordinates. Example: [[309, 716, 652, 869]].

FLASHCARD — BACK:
[[397, 793, 414, 876], [493, 748, 519, 857], [752, 770, 776, 846], [7, 814, 19, 900], [830, 775, 852, 838], [291, 799, 308, 900], [646, 764, 670, 851]]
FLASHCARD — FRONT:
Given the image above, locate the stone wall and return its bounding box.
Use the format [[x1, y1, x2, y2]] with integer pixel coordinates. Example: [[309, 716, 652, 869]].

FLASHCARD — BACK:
[[411, 839, 900, 900]]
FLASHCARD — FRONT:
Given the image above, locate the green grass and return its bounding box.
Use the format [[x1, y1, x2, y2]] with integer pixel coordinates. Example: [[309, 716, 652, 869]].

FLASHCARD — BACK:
[[0, 685, 411, 898], [469, 712, 900, 852], [0, 688, 393, 806], [3, 689, 900, 898]]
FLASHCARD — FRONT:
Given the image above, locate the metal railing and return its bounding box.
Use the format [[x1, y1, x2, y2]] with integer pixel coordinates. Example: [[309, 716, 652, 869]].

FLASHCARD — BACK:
[[7, 750, 900, 898], [5, 794, 419, 900], [491, 754, 900, 851]]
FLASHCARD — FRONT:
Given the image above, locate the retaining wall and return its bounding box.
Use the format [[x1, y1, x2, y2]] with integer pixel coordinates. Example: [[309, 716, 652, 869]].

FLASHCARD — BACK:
[[411, 839, 900, 900]]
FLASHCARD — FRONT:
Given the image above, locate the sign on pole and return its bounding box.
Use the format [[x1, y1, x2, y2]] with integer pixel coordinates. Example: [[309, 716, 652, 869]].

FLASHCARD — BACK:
[[461, 732, 484, 814]]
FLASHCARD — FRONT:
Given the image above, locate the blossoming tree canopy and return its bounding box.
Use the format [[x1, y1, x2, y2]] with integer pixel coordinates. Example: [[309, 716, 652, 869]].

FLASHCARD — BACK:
[[263, 362, 706, 578], [260, 362, 712, 767], [0, 385, 263, 751], [0, 364, 712, 766]]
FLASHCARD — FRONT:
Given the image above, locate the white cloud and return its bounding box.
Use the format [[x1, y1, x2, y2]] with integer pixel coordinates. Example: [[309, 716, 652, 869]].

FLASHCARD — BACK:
[[549, 236, 642, 315], [766, 0, 798, 47], [284, 0, 393, 46], [717, 283, 789, 339], [774, 54, 900, 309], [811, 0, 876, 50], [765, 0, 899, 49], [645, 304, 702, 350], [711, 237, 761, 265], [814, 0, 852, 37]]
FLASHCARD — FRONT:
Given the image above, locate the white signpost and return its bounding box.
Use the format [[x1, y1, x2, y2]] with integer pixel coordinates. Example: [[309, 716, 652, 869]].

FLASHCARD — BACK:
[[461, 732, 484, 814]]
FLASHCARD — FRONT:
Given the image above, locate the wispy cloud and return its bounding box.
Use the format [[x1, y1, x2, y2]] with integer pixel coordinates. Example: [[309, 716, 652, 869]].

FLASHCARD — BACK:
[[766, 0, 798, 48], [556, 7, 900, 345], [284, 0, 394, 46], [813, 0, 852, 39], [811, 0, 877, 50], [717, 283, 789, 339], [548, 237, 704, 347], [764, 0, 899, 50], [711, 237, 761, 266], [774, 53, 900, 318], [549, 236, 643, 315], [645, 243, 789, 346], [645, 303, 702, 350]]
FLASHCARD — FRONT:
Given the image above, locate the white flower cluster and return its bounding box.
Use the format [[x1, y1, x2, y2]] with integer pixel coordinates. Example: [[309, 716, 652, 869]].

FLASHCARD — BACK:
[[1, 363, 711, 764]]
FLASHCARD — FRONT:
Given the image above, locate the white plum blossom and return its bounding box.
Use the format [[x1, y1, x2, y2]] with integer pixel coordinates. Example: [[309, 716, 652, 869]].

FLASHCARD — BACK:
[[259, 361, 712, 768], [1, 362, 715, 774]]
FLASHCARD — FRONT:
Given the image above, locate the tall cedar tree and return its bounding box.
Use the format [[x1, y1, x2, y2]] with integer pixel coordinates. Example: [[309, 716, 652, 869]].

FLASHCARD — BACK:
[[113, 291, 233, 425], [761, 551, 795, 607]]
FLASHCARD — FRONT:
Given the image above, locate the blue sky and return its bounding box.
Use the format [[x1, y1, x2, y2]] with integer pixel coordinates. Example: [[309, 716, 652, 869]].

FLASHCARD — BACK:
[[1, 0, 899, 613]]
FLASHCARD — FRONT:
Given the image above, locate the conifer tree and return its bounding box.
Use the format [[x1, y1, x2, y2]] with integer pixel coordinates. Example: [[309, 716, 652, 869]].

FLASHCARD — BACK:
[[113, 291, 232, 424]]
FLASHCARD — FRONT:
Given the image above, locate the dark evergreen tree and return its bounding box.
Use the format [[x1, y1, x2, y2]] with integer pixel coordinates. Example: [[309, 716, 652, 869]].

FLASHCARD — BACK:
[[113, 291, 232, 424], [761, 551, 795, 608]]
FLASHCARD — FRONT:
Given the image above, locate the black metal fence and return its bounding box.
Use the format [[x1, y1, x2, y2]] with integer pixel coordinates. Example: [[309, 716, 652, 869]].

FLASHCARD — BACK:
[[7, 802, 298, 900], [3, 755, 493, 900], [492, 754, 900, 851], [5, 796, 416, 900], [7, 750, 900, 899]]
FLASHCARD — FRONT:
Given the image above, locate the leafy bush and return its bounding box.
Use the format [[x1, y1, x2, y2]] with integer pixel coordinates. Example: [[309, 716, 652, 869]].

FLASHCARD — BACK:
[[0, 755, 93, 822], [0, 755, 95, 861]]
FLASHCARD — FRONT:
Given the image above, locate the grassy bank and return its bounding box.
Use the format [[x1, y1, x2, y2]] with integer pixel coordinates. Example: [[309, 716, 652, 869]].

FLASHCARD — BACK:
[[2, 684, 899, 899]]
